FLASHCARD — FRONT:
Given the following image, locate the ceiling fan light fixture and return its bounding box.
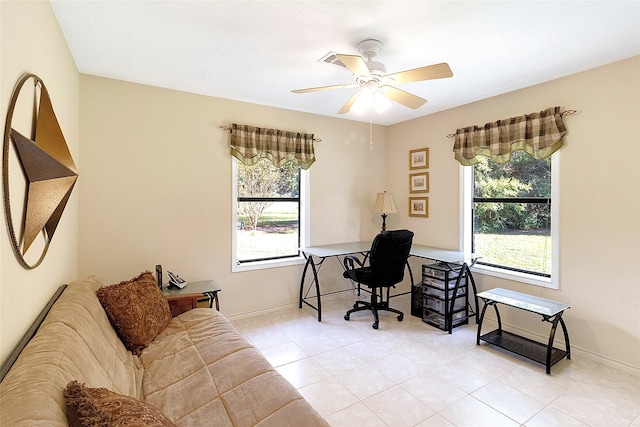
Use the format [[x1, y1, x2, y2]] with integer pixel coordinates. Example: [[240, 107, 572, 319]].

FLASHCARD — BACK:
[[349, 89, 369, 115], [373, 91, 393, 113], [349, 87, 392, 115]]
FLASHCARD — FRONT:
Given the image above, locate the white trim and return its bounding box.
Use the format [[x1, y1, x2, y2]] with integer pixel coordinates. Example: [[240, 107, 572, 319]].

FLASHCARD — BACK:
[[550, 152, 560, 289], [460, 166, 473, 252], [233, 255, 305, 273], [462, 152, 560, 289], [231, 158, 239, 269], [301, 167, 310, 251], [471, 264, 554, 288], [226, 290, 349, 322]]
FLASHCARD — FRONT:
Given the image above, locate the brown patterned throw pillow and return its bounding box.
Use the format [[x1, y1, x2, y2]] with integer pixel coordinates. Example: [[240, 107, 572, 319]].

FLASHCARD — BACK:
[[64, 380, 177, 427], [97, 271, 172, 355]]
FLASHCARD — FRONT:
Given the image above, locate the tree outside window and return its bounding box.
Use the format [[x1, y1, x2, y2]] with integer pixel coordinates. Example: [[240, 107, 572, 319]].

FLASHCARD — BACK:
[[236, 159, 300, 262], [473, 151, 552, 276]]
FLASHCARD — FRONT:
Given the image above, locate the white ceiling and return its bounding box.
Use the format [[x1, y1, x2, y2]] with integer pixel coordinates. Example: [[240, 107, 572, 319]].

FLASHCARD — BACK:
[[50, 1, 640, 126]]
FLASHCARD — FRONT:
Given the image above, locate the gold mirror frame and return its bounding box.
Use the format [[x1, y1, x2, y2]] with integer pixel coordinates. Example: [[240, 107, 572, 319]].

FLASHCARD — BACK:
[[2, 74, 78, 269]]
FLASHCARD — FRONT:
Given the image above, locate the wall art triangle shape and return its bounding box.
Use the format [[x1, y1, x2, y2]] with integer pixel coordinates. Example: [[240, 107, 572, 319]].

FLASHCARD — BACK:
[[3, 74, 79, 269]]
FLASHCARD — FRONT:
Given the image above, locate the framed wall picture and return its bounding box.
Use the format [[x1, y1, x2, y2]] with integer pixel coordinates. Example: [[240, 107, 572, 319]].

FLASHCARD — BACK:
[[409, 197, 429, 217], [409, 148, 429, 169], [409, 172, 429, 193]]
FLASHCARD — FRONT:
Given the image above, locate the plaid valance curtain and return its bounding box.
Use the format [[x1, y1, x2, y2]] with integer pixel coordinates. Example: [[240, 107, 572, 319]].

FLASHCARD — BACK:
[[229, 123, 316, 169], [452, 106, 567, 166]]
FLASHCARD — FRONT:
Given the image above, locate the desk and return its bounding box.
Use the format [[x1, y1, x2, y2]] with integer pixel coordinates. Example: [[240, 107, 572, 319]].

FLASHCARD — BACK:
[[299, 242, 370, 321], [299, 242, 479, 322], [163, 280, 221, 316], [476, 288, 571, 374]]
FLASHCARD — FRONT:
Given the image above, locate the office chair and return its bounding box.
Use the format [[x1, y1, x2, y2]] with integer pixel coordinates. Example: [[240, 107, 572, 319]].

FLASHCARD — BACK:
[[343, 229, 414, 329]]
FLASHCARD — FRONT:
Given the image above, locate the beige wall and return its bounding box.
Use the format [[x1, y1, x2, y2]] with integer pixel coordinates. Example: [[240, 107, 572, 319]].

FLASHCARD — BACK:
[[78, 75, 388, 317], [389, 57, 640, 371], [0, 1, 80, 362]]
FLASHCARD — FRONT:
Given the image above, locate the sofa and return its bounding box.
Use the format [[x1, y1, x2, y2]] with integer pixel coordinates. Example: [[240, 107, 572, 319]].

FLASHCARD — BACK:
[[0, 274, 329, 426]]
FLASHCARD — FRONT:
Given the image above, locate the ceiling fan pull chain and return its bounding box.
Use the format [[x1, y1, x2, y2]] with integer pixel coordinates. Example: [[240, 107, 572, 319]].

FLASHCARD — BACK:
[[369, 109, 373, 151]]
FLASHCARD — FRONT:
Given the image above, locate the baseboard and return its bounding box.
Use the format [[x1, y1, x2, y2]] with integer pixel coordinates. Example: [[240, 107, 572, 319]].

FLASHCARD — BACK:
[[226, 291, 352, 322], [226, 301, 300, 321]]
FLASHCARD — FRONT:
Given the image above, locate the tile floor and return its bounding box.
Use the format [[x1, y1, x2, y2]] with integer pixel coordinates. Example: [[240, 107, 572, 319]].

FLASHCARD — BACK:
[[231, 292, 640, 427]]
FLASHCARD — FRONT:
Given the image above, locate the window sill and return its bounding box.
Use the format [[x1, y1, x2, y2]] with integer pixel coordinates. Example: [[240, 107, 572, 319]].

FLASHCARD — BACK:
[[471, 264, 557, 289], [232, 255, 305, 273]]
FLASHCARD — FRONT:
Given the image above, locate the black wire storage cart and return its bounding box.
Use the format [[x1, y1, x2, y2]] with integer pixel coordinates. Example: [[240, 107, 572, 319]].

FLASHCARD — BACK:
[[418, 262, 474, 332]]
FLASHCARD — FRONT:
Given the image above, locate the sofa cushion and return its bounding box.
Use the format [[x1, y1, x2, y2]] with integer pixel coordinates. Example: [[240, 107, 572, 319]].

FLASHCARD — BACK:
[[97, 271, 172, 355], [139, 309, 329, 426], [65, 380, 177, 427]]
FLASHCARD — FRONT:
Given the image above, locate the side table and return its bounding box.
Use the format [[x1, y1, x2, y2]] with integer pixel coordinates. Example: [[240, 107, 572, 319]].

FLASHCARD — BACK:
[[476, 288, 570, 374], [162, 280, 221, 317]]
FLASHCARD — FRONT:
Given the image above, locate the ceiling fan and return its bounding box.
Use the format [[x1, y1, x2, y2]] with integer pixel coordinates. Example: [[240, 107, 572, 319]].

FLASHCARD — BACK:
[[292, 39, 453, 114]]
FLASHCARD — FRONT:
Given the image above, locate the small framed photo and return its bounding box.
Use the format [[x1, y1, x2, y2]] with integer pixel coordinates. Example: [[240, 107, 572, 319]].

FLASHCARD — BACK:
[[409, 197, 429, 217], [409, 148, 429, 169], [409, 172, 429, 193]]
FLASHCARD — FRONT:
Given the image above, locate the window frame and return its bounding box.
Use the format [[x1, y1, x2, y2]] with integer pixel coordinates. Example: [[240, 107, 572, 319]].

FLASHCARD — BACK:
[[231, 158, 307, 272], [461, 152, 560, 289]]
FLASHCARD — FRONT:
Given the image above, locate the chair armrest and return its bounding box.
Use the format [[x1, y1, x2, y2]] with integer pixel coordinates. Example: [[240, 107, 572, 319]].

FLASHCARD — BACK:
[[343, 255, 364, 271]]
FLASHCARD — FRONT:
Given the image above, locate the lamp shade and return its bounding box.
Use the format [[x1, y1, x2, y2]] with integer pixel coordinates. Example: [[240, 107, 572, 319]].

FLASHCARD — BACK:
[[373, 192, 398, 214], [350, 88, 393, 115]]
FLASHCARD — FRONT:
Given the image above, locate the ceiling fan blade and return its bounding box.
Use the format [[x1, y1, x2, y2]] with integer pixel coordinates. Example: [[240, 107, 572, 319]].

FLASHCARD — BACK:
[[380, 85, 427, 109], [337, 91, 361, 114], [335, 54, 372, 79], [385, 62, 453, 84], [292, 83, 358, 94]]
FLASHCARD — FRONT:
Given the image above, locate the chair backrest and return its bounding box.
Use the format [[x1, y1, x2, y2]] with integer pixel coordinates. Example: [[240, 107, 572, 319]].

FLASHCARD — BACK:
[[368, 229, 414, 286]]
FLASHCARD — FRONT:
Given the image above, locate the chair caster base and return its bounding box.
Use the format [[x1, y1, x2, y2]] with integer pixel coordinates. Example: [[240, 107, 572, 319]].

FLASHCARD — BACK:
[[398, 313, 404, 321], [344, 314, 350, 321], [372, 322, 379, 329]]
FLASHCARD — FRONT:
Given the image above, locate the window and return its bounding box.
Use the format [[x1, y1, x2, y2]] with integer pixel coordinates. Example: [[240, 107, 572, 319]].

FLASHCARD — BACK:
[[232, 158, 306, 270], [463, 151, 559, 288]]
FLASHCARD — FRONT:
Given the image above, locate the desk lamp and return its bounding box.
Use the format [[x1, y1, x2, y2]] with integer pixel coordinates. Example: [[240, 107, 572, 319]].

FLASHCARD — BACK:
[[373, 191, 398, 233]]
